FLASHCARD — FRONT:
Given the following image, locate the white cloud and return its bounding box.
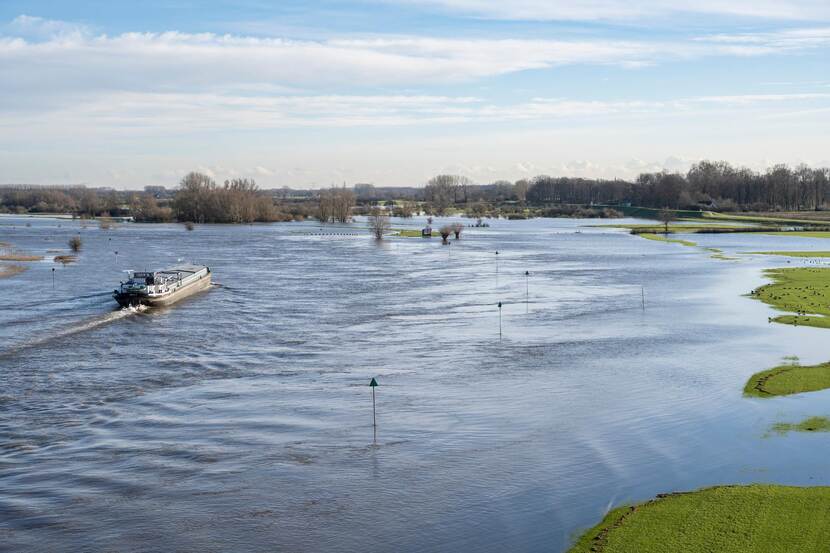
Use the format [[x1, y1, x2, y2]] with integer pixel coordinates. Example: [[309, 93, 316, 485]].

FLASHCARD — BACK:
[[0, 30, 662, 103], [2, 20, 828, 128], [699, 27, 830, 56], [1, 15, 829, 123], [2, 15, 830, 187], [3, 18, 830, 109], [386, 0, 830, 21], [5, 14, 89, 39], [2, 90, 827, 142]]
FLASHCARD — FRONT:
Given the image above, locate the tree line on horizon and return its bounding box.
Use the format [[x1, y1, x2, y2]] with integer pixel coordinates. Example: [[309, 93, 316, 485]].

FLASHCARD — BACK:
[[2, 161, 829, 222], [416, 161, 830, 214]]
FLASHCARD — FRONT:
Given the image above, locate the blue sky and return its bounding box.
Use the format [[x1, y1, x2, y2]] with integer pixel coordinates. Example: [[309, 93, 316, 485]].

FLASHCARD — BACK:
[[1, 1, 829, 188]]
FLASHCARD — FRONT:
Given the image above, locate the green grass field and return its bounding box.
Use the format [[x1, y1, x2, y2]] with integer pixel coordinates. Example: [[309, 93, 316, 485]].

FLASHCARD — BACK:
[[394, 228, 439, 237], [638, 233, 697, 247], [607, 223, 748, 233], [704, 211, 827, 226], [764, 232, 830, 239], [744, 361, 830, 397], [568, 485, 830, 553], [770, 416, 830, 435], [748, 251, 830, 258], [751, 267, 830, 329]]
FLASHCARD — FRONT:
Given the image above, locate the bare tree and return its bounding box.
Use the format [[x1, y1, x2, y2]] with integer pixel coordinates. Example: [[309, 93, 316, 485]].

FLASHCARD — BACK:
[[69, 235, 82, 252], [333, 186, 355, 223], [317, 188, 334, 223], [172, 173, 279, 223], [439, 225, 453, 244], [368, 208, 390, 240], [514, 179, 530, 203], [318, 186, 355, 223], [394, 200, 416, 218], [426, 175, 471, 214], [658, 208, 675, 234]]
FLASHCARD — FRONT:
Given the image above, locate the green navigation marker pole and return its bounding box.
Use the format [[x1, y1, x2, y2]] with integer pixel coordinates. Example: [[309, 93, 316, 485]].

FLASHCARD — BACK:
[[51, 267, 55, 290], [525, 270, 530, 313], [370, 377, 378, 443], [114, 251, 118, 265], [498, 301, 503, 340]]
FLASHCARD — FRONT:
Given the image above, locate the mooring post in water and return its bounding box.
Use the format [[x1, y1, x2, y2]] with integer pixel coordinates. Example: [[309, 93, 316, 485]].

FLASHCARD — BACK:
[[114, 251, 118, 265], [370, 377, 378, 443], [641, 286, 645, 310], [51, 267, 55, 290], [498, 301, 503, 340], [495, 251, 499, 274], [525, 270, 530, 313]]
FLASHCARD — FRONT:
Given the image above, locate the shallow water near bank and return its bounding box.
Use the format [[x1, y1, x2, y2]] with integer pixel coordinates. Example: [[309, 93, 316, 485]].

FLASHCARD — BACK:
[[3, 215, 830, 552]]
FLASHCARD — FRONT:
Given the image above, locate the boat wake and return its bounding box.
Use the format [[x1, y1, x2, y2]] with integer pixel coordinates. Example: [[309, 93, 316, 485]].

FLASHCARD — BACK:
[[61, 304, 148, 338], [0, 305, 147, 358], [0, 291, 113, 311]]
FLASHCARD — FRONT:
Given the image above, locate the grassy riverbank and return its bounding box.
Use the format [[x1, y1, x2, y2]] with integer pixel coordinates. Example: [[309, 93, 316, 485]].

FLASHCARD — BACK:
[[569, 485, 830, 553], [395, 228, 439, 238], [749, 251, 830, 257], [638, 233, 697, 247], [744, 361, 830, 397], [770, 416, 830, 435], [637, 234, 738, 260], [764, 232, 830, 239], [751, 267, 830, 329]]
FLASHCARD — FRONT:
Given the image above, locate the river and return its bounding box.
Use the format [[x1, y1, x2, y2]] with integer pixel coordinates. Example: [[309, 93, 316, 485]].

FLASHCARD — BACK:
[[2, 215, 830, 552]]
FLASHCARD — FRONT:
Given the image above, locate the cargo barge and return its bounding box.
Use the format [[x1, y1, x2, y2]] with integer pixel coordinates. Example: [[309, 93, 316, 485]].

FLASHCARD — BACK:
[[113, 264, 211, 307]]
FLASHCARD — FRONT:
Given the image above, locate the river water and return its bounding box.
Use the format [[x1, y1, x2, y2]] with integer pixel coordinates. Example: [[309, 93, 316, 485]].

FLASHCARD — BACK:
[[3, 215, 830, 552]]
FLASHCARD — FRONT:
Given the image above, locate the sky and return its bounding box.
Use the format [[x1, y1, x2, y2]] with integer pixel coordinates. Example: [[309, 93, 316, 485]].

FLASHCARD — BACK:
[[1, 1, 829, 189]]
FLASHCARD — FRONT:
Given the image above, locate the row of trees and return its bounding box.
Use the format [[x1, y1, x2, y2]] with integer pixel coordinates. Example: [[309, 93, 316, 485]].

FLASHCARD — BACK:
[[172, 172, 283, 224], [4, 161, 829, 221], [0, 174, 308, 223], [0, 186, 127, 217], [526, 162, 830, 211], [412, 162, 829, 213], [316, 186, 355, 223]]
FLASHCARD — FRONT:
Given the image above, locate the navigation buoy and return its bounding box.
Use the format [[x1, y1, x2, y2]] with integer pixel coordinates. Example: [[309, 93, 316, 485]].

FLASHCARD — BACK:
[[370, 377, 378, 443]]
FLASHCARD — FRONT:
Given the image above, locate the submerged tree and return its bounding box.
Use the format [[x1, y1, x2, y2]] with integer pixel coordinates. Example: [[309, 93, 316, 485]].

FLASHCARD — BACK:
[[68, 235, 82, 252], [658, 208, 675, 234], [317, 186, 355, 223], [368, 208, 390, 240], [172, 172, 280, 224], [452, 222, 463, 239], [439, 225, 453, 244]]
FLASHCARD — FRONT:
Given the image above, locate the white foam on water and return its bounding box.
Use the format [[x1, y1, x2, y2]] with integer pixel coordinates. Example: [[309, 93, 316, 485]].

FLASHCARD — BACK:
[[1, 304, 147, 356]]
